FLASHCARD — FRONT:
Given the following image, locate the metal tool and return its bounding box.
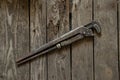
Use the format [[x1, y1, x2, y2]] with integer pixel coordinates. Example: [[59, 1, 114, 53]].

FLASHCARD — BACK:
[[16, 21, 101, 66]]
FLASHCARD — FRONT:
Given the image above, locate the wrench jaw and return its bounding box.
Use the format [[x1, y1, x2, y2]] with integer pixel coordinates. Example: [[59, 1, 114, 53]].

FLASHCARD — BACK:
[[81, 28, 94, 37], [84, 21, 101, 34]]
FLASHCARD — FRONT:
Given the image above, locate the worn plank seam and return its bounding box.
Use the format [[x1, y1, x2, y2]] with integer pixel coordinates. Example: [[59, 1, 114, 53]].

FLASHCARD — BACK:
[[92, 0, 95, 80], [116, 1, 119, 80], [69, 2, 72, 80], [28, 0, 31, 80]]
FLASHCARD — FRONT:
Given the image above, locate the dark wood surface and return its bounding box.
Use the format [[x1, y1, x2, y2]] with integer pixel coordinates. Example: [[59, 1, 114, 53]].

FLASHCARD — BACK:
[[0, 0, 30, 80], [0, 0, 120, 80], [71, 0, 93, 80], [30, 0, 47, 80], [94, 0, 119, 80], [15, 0, 30, 80], [47, 0, 70, 80]]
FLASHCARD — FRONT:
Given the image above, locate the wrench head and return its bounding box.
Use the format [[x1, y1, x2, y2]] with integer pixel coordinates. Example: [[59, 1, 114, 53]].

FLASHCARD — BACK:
[[84, 21, 101, 34]]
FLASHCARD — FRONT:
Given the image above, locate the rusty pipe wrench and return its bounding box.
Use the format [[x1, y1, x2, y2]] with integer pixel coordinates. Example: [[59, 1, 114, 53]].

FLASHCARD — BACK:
[[16, 21, 101, 66]]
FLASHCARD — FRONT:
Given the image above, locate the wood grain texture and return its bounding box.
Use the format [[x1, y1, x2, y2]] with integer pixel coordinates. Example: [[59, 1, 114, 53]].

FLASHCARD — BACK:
[[0, 0, 17, 80], [94, 0, 119, 80], [15, 0, 30, 80], [0, 0, 30, 80], [0, 0, 8, 79], [71, 0, 93, 80], [47, 0, 70, 80], [30, 0, 47, 80]]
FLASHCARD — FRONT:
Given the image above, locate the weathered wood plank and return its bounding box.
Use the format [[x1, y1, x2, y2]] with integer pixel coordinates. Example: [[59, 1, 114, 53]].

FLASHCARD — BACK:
[[47, 0, 70, 80], [0, 0, 7, 79], [15, 0, 30, 80], [0, 0, 17, 80], [94, 0, 119, 80], [0, 0, 11, 80], [71, 0, 93, 80], [4, 0, 18, 79], [30, 0, 47, 80], [0, 1, 6, 79], [118, 1, 120, 80], [0, 0, 30, 79]]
